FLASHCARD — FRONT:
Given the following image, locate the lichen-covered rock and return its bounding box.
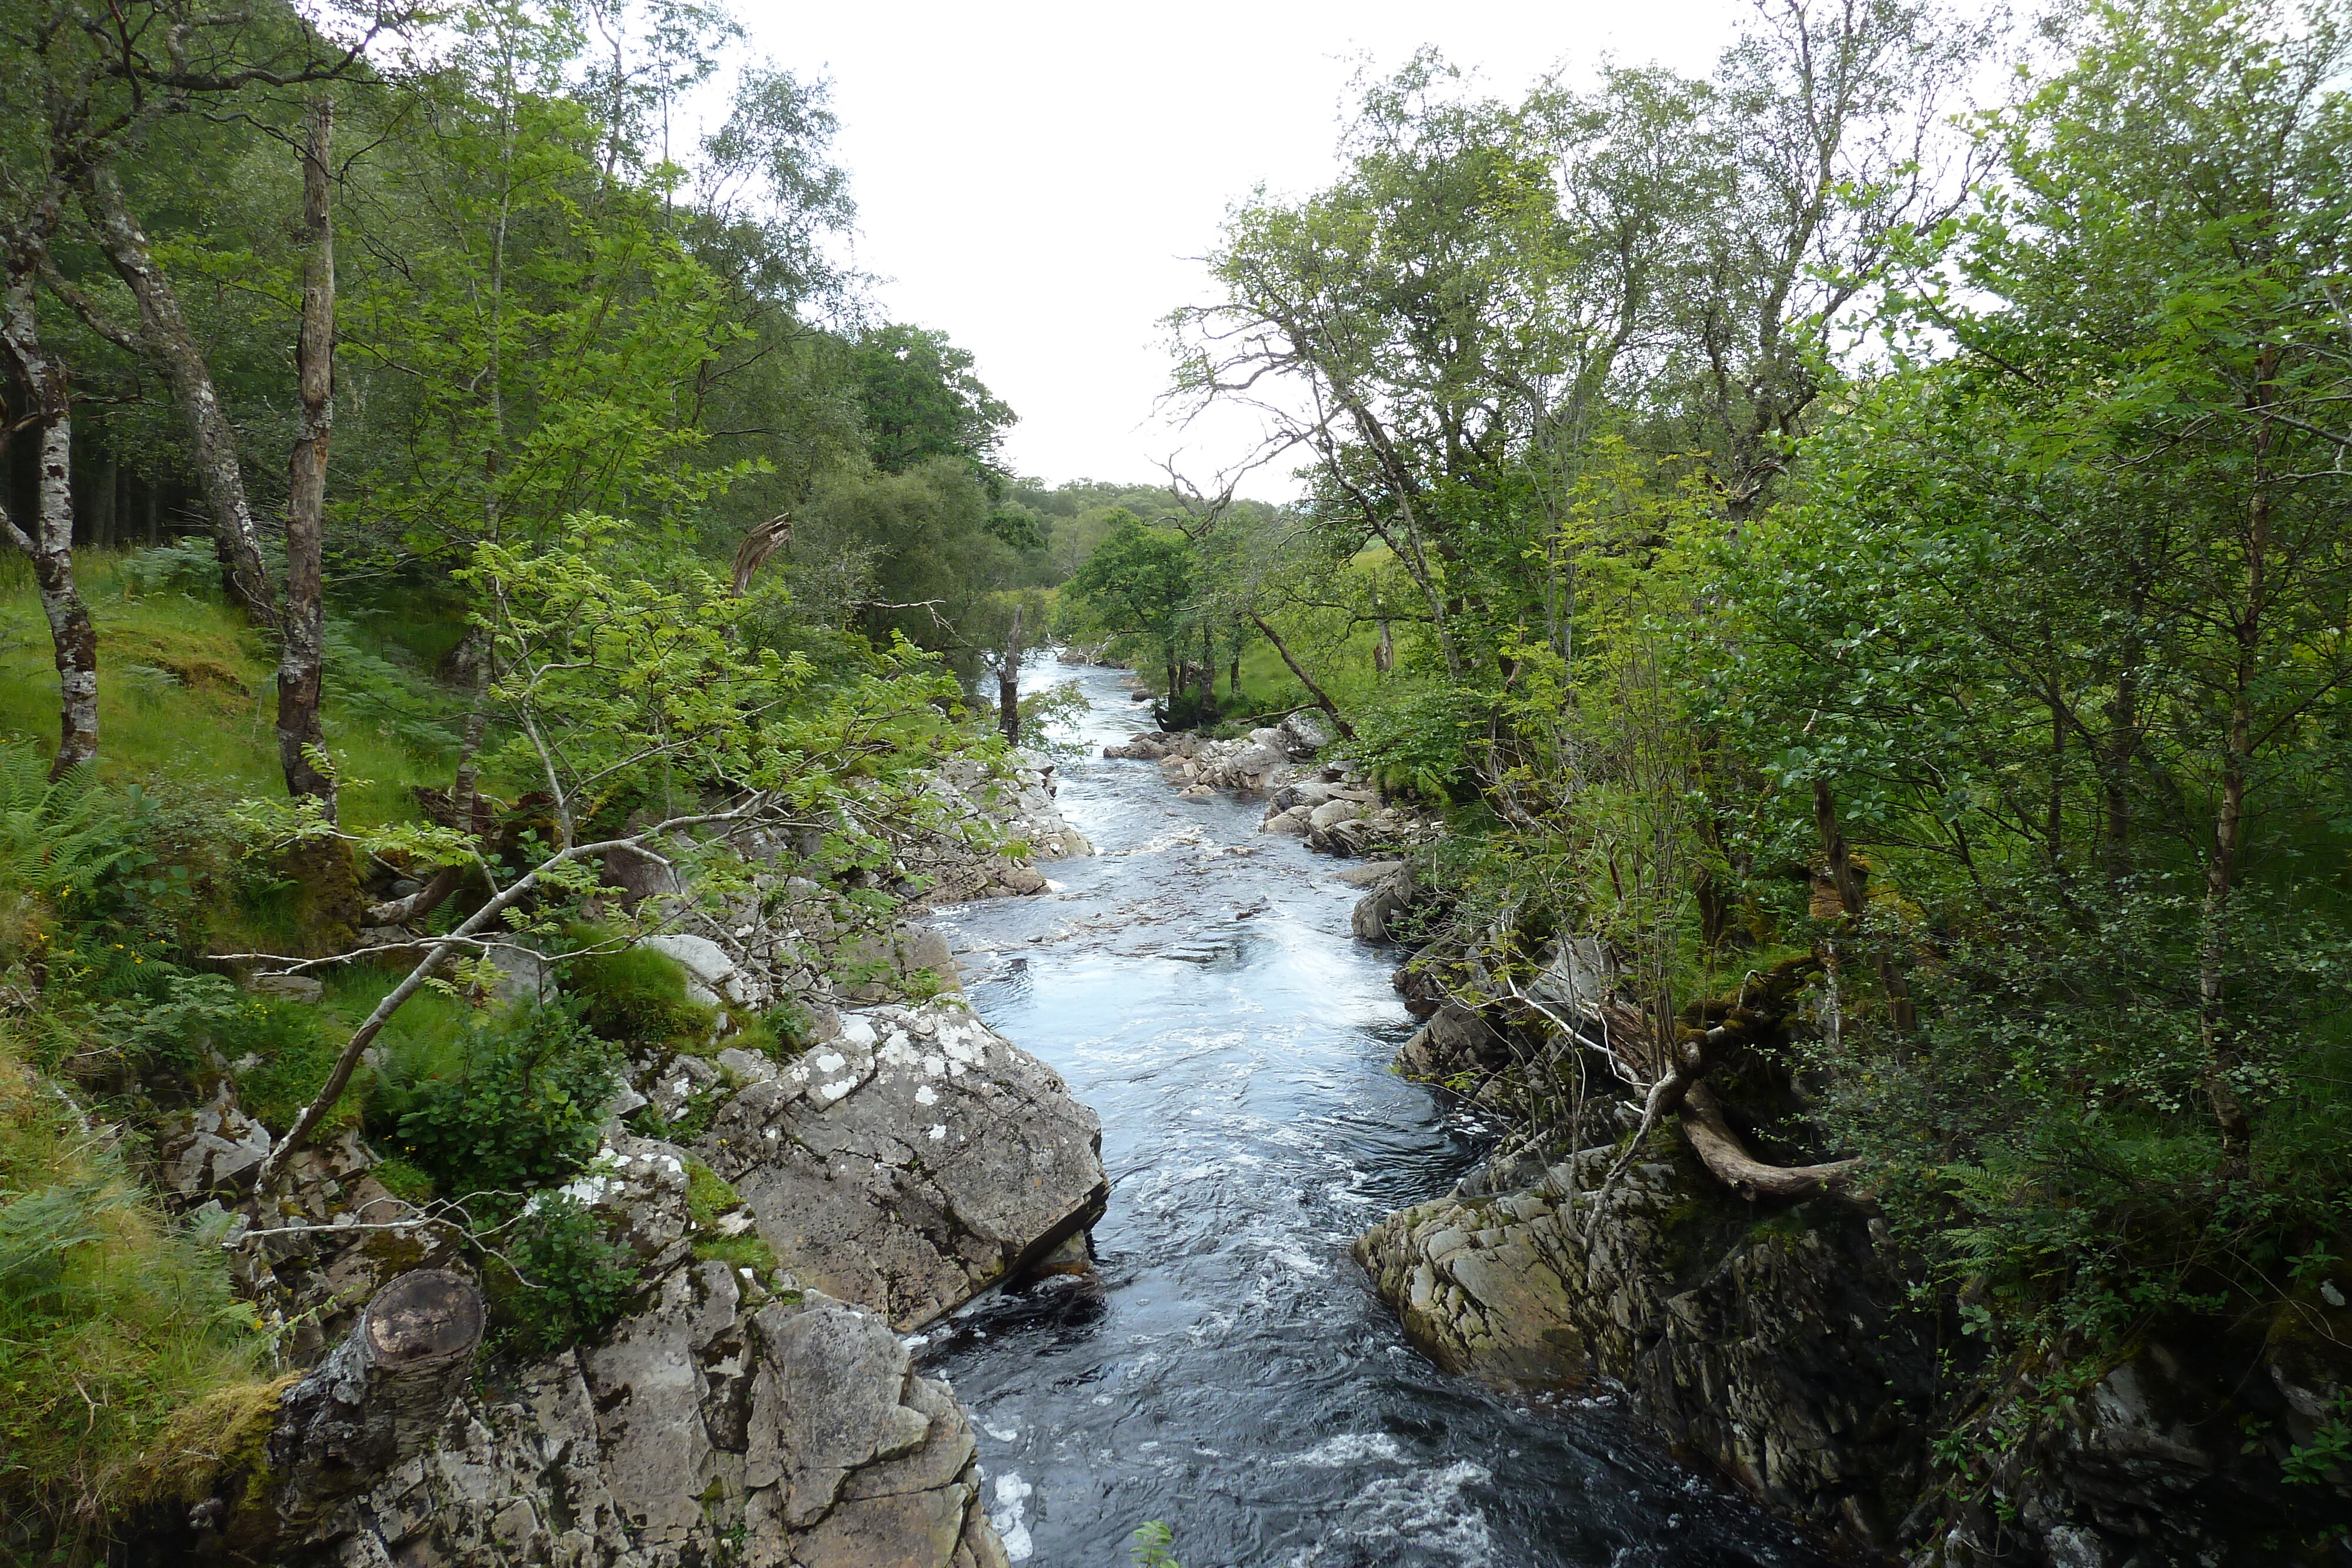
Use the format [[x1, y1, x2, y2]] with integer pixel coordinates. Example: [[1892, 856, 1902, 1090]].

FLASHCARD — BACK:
[[1277, 708, 1334, 758], [699, 1001, 1107, 1330], [307, 1264, 1010, 1568], [158, 1083, 275, 1198], [1355, 1143, 1936, 1550], [1345, 862, 1415, 941], [539, 1135, 699, 1274]]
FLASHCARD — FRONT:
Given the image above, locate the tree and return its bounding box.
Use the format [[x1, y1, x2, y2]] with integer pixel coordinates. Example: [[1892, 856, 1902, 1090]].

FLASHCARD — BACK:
[[0, 222, 96, 775], [849, 323, 1015, 478], [253, 516, 973, 1177], [1064, 509, 1197, 703]]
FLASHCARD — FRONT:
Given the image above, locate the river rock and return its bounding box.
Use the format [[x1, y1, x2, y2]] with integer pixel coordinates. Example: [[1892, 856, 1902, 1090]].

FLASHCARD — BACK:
[[1261, 803, 1313, 836], [1277, 708, 1334, 758], [1348, 862, 1417, 941], [1190, 737, 1287, 793], [903, 757, 1090, 907], [296, 1264, 1010, 1568], [1104, 731, 1197, 762], [1355, 1144, 1936, 1547], [1357, 1024, 2352, 1565], [1315, 805, 1426, 857], [1305, 799, 1367, 847], [699, 1001, 1107, 1330]]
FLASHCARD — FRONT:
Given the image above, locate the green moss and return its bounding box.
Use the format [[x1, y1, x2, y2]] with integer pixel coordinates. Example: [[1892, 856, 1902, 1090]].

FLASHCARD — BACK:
[[694, 1230, 781, 1273], [682, 1159, 740, 1229], [370, 1154, 437, 1205], [564, 937, 716, 1049]]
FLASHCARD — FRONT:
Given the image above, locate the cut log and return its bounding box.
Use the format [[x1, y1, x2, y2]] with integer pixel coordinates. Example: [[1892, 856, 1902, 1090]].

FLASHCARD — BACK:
[[267, 1269, 485, 1526]]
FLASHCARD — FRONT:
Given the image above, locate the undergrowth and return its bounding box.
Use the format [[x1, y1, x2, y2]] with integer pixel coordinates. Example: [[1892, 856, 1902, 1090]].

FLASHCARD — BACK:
[[0, 1032, 276, 1556]]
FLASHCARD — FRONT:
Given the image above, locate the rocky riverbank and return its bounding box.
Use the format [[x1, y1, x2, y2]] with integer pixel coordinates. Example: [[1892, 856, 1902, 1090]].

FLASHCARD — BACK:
[[146, 754, 1103, 1568], [1347, 938, 2352, 1568], [1109, 717, 2352, 1568]]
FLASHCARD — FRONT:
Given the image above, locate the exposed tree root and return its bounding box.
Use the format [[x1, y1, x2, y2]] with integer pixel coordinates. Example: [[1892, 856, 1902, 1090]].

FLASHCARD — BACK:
[[1680, 1082, 1869, 1205]]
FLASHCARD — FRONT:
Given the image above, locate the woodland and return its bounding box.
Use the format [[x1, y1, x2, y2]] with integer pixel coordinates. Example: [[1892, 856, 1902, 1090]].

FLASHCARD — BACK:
[[1, 0, 2348, 1559]]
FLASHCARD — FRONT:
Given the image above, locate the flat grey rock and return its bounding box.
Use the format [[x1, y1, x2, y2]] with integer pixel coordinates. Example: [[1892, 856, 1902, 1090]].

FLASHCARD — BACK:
[[701, 1001, 1107, 1330]]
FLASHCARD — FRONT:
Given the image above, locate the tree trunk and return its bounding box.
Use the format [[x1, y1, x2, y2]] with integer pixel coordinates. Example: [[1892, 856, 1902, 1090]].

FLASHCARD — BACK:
[[262, 1269, 484, 1531], [1812, 780, 1913, 1034], [2200, 375, 2273, 1183], [0, 256, 98, 776], [279, 97, 336, 815], [998, 603, 1023, 745], [729, 511, 792, 596], [1247, 611, 1355, 740], [79, 165, 279, 630]]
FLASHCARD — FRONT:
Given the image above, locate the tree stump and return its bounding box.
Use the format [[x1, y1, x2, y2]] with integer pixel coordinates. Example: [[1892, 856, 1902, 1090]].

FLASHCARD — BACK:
[[267, 1268, 485, 1528]]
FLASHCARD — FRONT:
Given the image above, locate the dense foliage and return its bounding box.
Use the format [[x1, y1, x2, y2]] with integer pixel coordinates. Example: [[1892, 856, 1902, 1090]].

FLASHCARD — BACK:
[[1161, 0, 2352, 1528]]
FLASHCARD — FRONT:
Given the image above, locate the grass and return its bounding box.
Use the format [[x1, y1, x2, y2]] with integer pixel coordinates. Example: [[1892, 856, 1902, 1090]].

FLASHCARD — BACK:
[[0, 546, 463, 833], [683, 1158, 779, 1275], [0, 1027, 277, 1552]]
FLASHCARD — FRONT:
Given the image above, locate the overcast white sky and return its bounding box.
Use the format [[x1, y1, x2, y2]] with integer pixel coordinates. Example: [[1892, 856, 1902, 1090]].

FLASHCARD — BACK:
[[736, 1, 1754, 498]]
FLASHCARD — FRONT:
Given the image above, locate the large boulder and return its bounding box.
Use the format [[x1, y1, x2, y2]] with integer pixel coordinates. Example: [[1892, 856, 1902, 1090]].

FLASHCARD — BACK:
[[1192, 737, 1286, 793], [700, 1002, 1108, 1330], [300, 1263, 1010, 1568], [1347, 862, 1417, 941], [1277, 708, 1334, 758]]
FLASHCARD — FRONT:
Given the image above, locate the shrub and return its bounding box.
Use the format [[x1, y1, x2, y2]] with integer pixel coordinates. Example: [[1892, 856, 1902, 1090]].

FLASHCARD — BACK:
[[487, 1194, 642, 1358], [1130, 1522, 1186, 1568], [368, 1003, 616, 1201], [563, 938, 714, 1049]]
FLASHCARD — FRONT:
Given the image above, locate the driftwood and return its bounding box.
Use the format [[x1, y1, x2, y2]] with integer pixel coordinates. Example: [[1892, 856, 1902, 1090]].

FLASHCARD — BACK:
[[266, 1269, 485, 1527]]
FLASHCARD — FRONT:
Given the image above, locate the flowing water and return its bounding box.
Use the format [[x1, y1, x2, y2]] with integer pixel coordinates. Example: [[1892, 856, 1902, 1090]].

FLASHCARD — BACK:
[[921, 656, 1826, 1568]]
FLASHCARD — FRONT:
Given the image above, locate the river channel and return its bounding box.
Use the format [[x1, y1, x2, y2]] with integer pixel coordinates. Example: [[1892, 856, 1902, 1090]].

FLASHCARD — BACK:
[[921, 656, 1825, 1568]]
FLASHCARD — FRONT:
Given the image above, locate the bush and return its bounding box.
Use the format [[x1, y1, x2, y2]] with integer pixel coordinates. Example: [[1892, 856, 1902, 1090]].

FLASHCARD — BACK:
[[368, 1003, 617, 1201], [563, 938, 715, 1049], [487, 1194, 642, 1358]]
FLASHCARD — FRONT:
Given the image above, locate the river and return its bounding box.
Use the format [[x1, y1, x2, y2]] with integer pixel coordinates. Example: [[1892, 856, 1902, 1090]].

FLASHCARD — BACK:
[[921, 655, 1826, 1568]]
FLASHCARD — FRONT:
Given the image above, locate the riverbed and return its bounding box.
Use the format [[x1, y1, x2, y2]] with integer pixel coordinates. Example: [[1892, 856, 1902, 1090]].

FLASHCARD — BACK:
[[922, 656, 1823, 1568]]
